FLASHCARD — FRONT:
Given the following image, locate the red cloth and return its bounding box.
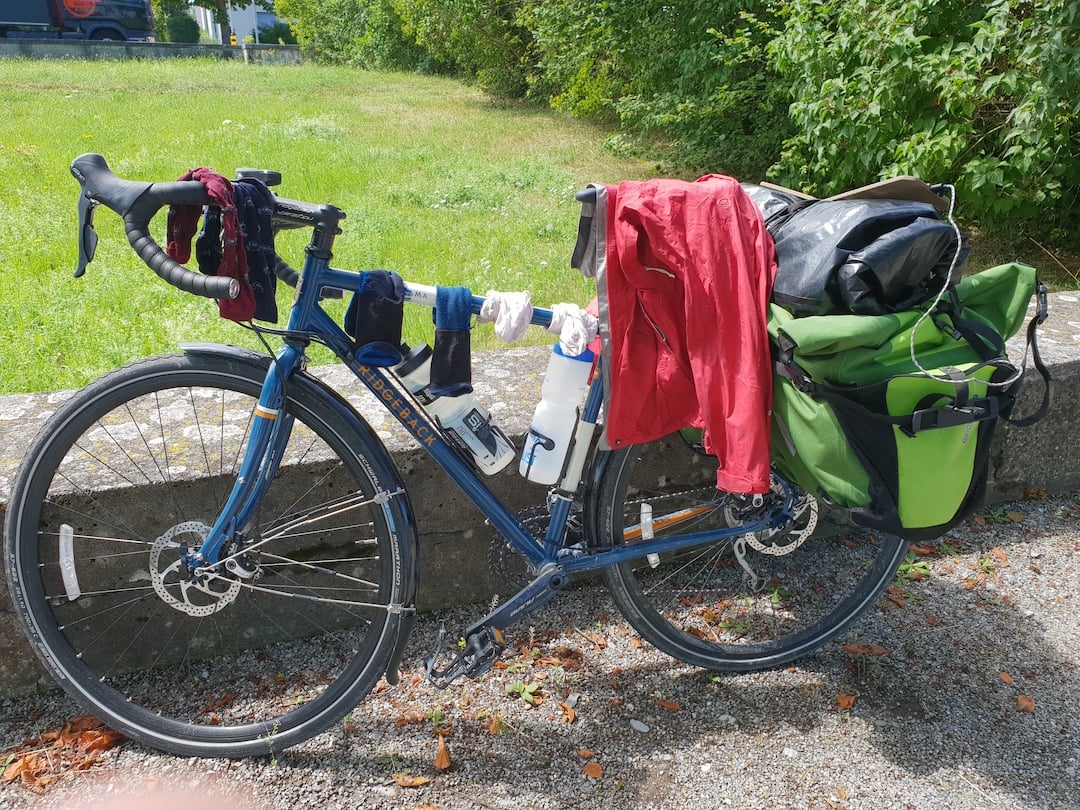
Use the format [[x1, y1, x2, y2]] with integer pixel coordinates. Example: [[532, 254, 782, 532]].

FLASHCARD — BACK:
[[166, 168, 255, 322], [603, 175, 777, 494]]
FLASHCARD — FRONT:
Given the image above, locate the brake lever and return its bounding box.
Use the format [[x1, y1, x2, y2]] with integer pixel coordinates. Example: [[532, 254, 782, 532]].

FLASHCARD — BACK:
[[75, 191, 99, 278]]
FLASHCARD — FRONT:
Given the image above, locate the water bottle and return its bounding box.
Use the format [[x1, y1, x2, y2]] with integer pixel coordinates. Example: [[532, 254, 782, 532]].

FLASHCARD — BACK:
[[393, 344, 515, 475], [519, 343, 595, 485]]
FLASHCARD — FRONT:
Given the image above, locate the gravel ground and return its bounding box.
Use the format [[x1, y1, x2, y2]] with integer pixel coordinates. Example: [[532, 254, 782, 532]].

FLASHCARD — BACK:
[[1, 492, 1078, 810]]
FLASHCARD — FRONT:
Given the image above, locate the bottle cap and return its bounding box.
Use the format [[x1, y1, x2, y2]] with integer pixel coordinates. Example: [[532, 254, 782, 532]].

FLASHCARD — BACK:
[[553, 343, 595, 362], [394, 343, 432, 377]]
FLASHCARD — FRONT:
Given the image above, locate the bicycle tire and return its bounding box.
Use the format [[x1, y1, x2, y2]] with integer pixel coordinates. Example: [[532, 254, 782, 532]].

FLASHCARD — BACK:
[[591, 434, 908, 671], [4, 351, 415, 757]]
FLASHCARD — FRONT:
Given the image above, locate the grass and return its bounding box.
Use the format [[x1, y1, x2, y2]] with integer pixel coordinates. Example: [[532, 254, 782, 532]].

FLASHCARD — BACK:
[[2, 59, 1075, 395], [0, 58, 651, 394]]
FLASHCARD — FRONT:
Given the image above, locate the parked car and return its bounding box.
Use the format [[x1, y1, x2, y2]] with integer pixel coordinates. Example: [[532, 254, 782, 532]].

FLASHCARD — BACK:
[[1, 0, 155, 41]]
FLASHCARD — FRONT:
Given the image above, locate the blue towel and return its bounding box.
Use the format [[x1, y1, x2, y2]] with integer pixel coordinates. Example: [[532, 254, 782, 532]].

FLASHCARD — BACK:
[[431, 286, 473, 396]]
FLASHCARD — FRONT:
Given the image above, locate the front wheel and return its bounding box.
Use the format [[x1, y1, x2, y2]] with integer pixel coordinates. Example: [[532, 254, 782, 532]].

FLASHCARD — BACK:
[[4, 352, 415, 757], [592, 434, 907, 671]]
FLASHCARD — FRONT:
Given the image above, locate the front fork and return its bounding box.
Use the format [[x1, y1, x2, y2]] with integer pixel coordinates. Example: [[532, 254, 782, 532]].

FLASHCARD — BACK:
[[184, 344, 304, 574]]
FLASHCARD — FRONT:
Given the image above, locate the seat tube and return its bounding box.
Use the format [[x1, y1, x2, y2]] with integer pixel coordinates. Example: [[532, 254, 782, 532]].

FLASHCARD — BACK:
[[543, 373, 604, 555]]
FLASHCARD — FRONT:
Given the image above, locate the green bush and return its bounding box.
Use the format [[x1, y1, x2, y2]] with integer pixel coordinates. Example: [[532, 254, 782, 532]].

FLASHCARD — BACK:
[[150, 0, 189, 42], [259, 21, 297, 45], [269, 0, 1079, 245], [770, 0, 1079, 232], [165, 14, 200, 44], [524, 0, 792, 179], [393, 0, 534, 95], [277, 0, 427, 69]]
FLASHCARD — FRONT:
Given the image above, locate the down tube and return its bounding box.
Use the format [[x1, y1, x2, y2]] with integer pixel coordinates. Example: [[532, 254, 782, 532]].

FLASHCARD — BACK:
[[345, 358, 548, 569]]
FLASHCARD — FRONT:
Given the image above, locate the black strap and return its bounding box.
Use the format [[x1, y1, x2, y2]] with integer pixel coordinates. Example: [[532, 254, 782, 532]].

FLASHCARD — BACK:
[[763, 198, 817, 235], [816, 384, 1002, 437], [938, 313, 1006, 362], [570, 210, 593, 270], [1006, 307, 1053, 427]]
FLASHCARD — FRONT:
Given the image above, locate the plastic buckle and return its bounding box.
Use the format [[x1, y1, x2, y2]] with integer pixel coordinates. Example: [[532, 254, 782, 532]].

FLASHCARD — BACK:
[[1036, 282, 1049, 325]]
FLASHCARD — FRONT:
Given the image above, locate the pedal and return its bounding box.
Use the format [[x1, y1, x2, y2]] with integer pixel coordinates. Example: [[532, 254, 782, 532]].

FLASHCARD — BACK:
[[425, 625, 505, 689]]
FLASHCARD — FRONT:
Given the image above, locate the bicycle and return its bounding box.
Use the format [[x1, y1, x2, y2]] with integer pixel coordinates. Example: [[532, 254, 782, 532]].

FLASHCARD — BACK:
[[2, 154, 909, 758]]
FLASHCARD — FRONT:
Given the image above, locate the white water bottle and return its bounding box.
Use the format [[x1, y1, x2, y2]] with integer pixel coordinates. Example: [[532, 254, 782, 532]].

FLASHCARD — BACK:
[[519, 343, 595, 485], [393, 344, 515, 475]]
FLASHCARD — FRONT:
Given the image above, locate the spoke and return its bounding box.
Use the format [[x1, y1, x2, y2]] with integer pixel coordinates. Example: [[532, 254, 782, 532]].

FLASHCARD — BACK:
[[257, 551, 382, 589]]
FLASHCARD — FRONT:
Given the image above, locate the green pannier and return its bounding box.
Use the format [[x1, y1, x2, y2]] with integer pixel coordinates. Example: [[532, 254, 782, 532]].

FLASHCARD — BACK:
[[769, 262, 1048, 542]]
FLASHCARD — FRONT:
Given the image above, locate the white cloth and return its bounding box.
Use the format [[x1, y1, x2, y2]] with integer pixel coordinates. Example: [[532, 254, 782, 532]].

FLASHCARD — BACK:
[[547, 303, 599, 357], [477, 290, 533, 343]]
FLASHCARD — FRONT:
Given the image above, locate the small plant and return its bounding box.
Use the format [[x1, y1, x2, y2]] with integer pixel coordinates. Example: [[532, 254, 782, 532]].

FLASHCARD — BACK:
[[506, 681, 542, 706], [895, 552, 931, 586], [770, 585, 792, 605]]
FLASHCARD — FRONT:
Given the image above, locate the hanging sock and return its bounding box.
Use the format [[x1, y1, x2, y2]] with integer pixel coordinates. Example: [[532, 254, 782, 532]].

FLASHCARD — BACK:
[[477, 290, 533, 343], [547, 303, 599, 357], [167, 167, 255, 322], [344, 270, 406, 366], [431, 286, 474, 396]]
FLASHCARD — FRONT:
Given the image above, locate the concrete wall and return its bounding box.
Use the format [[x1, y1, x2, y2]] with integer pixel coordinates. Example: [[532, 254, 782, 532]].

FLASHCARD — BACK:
[[0, 39, 300, 64], [0, 295, 1077, 695]]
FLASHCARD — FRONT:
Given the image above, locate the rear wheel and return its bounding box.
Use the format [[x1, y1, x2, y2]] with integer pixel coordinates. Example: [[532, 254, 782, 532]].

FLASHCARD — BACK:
[[593, 434, 907, 671], [4, 353, 413, 757]]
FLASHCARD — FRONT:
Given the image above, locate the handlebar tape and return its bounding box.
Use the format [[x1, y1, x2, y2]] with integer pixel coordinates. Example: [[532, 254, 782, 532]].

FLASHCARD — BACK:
[[70, 153, 238, 300]]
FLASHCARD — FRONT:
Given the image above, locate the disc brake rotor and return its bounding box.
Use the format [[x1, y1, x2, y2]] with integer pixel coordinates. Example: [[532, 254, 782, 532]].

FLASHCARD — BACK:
[[724, 481, 819, 556], [149, 521, 241, 616]]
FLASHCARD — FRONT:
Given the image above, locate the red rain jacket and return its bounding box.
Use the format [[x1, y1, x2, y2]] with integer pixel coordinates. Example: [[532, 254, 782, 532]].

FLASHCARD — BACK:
[[602, 175, 777, 494]]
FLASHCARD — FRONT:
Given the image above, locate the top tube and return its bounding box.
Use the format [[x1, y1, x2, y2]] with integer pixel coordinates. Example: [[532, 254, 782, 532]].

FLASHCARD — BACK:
[[402, 281, 556, 331]]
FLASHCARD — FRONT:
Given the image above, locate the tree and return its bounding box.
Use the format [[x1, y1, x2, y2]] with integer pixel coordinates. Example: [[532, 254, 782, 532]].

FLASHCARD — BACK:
[[151, 0, 191, 42], [193, 1, 273, 45]]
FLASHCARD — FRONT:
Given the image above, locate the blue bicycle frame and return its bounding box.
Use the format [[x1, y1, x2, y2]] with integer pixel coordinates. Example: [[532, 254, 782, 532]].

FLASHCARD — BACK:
[[187, 213, 799, 680]]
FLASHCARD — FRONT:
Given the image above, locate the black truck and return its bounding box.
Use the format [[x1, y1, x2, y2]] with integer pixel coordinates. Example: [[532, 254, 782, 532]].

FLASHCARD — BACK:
[[1, 0, 155, 41]]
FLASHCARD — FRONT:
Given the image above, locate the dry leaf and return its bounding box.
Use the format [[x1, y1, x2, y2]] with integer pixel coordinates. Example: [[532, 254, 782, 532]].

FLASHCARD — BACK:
[[582, 761, 603, 780], [925, 612, 940, 626], [559, 702, 577, 724], [577, 748, 594, 760], [392, 773, 431, 788], [909, 544, 935, 556], [200, 691, 240, 715], [3, 758, 27, 784], [1000, 672, 1015, 685], [991, 547, 1010, 562], [657, 699, 681, 712], [885, 592, 907, 608], [836, 693, 856, 711], [842, 643, 889, 656], [1017, 695, 1036, 713], [395, 711, 426, 728], [586, 632, 608, 649], [629, 637, 642, 649], [434, 735, 452, 772]]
